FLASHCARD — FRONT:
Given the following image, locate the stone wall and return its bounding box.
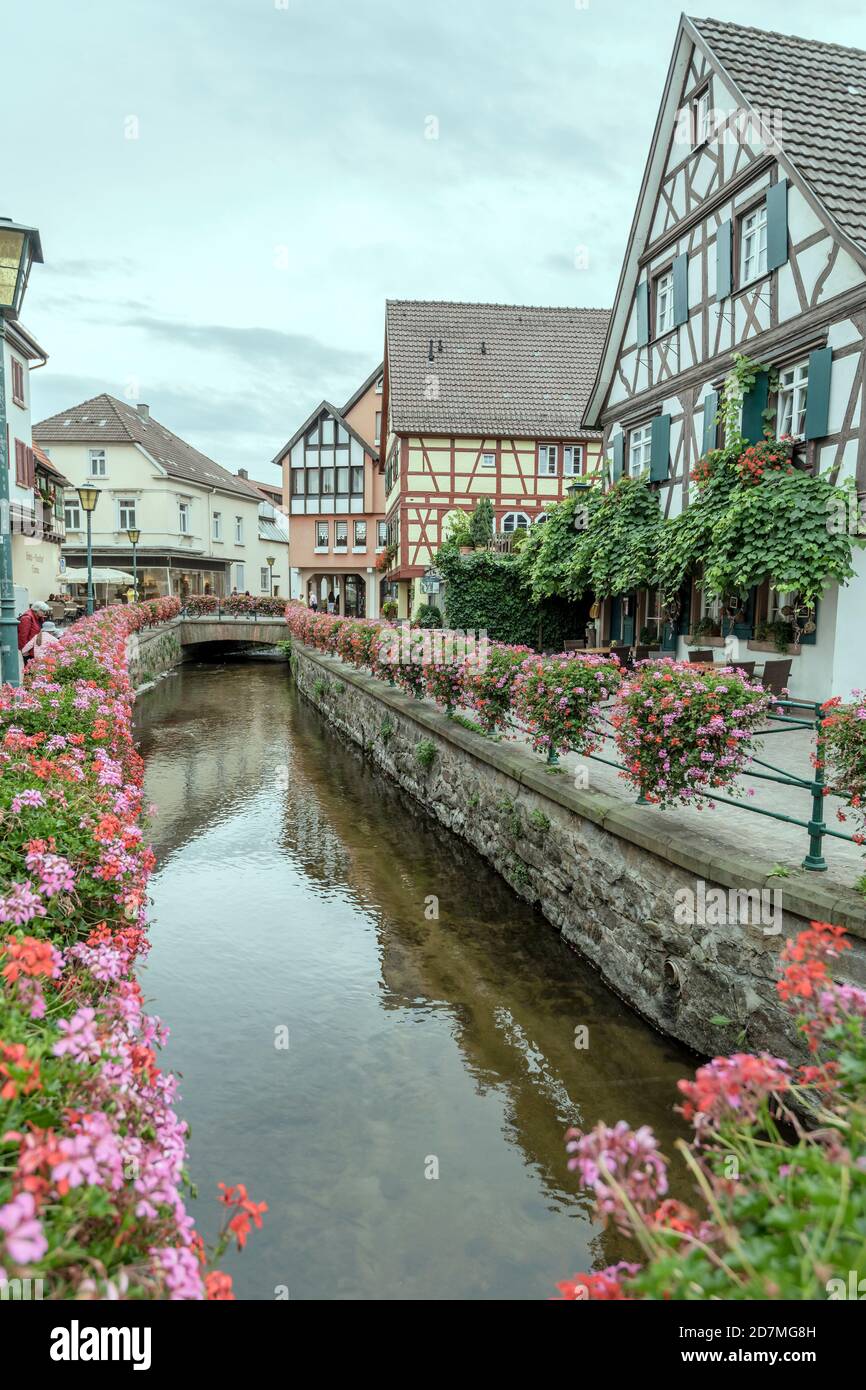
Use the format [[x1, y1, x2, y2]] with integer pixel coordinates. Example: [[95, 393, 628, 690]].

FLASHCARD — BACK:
[[127, 619, 183, 692], [291, 640, 866, 1060]]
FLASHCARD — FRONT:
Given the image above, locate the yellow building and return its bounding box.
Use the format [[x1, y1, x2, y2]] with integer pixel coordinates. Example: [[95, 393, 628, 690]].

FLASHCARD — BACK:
[[380, 301, 610, 616]]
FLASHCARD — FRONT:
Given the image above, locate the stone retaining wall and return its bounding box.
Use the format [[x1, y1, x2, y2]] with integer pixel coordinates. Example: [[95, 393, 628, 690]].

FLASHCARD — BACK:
[[127, 619, 183, 692], [291, 640, 866, 1060]]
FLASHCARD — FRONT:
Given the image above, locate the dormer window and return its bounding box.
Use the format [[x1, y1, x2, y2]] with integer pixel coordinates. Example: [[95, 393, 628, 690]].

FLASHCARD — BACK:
[[655, 270, 675, 337], [693, 85, 711, 147], [740, 202, 768, 284]]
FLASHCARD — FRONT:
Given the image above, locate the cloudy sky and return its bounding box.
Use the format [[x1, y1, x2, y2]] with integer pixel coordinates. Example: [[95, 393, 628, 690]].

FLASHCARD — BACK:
[[9, 0, 865, 480]]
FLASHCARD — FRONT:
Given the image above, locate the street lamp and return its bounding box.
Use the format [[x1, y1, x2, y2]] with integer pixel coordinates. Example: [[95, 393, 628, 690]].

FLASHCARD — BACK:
[[0, 217, 44, 683], [76, 485, 101, 615], [127, 528, 141, 603], [266, 554, 275, 595]]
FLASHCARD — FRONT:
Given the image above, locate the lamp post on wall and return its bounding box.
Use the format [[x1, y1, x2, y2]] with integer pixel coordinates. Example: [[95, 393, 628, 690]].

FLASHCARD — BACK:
[[127, 527, 140, 603], [266, 554, 275, 595], [76, 485, 100, 615], [0, 217, 44, 683]]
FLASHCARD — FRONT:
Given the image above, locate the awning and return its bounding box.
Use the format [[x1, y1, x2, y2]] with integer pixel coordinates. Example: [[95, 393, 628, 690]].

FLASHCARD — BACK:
[[58, 567, 135, 584]]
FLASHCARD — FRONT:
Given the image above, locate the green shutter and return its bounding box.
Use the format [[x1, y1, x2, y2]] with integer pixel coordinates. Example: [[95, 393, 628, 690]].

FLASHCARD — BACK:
[[612, 431, 625, 481], [702, 390, 719, 455], [766, 179, 789, 270], [649, 414, 671, 481], [636, 281, 649, 346], [741, 371, 769, 444], [804, 346, 833, 441], [716, 219, 732, 300], [673, 252, 689, 326]]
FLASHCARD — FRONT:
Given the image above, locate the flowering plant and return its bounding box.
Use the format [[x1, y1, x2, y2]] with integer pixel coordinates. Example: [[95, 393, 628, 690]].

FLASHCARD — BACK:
[[511, 653, 622, 759], [612, 660, 771, 806], [822, 691, 866, 848], [0, 601, 262, 1299], [735, 436, 796, 485], [462, 643, 532, 733], [558, 922, 866, 1300]]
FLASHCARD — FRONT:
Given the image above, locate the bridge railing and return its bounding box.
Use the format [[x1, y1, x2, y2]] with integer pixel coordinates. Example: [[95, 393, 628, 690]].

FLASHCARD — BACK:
[[181, 597, 287, 620]]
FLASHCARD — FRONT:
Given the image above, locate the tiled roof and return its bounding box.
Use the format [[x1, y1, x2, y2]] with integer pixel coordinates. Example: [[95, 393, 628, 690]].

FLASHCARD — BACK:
[[33, 394, 261, 502], [385, 301, 610, 437], [32, 441, 70, 485], [692, 16, 866, 252]]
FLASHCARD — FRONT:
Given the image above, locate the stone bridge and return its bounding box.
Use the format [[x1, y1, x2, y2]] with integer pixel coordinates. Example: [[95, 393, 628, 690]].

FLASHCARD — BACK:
[[178, 615, 288, 648]]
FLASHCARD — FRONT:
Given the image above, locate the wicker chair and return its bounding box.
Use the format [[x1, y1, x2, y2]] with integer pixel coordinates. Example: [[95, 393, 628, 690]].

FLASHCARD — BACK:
[[760, 659, 792, 696], [688, 649, 715, 663]]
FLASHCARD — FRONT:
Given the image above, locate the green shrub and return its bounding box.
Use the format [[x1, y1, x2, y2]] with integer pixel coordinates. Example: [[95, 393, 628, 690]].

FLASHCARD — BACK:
[[415, 739, 437, 770], [413, 603, 443, 629], [529, 809, 550, 832]]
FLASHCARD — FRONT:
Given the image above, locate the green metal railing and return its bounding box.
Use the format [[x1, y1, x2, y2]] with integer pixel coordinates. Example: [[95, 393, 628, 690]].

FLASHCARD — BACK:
[[582, 697, 853, 873]]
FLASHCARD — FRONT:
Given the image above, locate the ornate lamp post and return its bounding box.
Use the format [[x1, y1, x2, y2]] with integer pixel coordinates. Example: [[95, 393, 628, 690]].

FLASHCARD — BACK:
[[76, 485, 100, 615], [0, 217, 43, 683], [127, 527, 141, 603], [266, 554, 275, 595]]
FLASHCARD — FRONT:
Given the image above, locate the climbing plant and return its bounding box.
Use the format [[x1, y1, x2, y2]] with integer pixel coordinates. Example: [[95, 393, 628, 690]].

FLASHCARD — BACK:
[[582, 476, 662, 598]]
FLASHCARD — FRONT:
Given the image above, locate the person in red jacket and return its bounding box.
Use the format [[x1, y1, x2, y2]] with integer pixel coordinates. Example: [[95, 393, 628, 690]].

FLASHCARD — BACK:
[[18, 601, 49, 662]]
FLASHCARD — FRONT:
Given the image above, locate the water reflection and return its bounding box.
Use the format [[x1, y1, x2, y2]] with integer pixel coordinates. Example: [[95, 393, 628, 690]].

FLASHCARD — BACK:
[[136, 662, 692, 1301]]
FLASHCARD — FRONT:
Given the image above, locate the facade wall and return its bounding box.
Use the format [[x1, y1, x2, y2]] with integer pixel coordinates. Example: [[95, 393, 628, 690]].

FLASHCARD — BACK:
[[4, 331, 63, 606], [595, 33, 866, 701]]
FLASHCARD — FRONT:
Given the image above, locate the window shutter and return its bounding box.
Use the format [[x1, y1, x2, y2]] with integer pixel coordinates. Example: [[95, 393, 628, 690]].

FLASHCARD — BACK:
[[716, 219, 732, 300], [766, 178, 789, 271], [673, 252, 689, 326], [636, 281, 649, 346], [701, 390, 719, 455], [611, 431, 625, 482], [14, 439, 25, 486], [804, 346, 833, 441], [741, 371, 769, 443], [649, 414, 671, 481]]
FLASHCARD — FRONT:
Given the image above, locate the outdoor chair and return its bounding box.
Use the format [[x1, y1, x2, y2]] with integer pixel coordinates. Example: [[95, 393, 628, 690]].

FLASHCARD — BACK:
[[730, 660, 756, 678], [633, 645, 653, 662], [688, 649, 715, 663], [760, 659, 792, 697]]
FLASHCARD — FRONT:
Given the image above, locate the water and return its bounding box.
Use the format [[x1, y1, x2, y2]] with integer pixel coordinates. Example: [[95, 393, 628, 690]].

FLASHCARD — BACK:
[[136, 660, 692, 1301]]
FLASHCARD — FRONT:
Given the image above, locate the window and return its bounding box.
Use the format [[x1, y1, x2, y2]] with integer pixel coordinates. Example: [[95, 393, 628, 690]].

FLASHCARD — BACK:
[[315, 521, 329, 549], [628, 424, 653, 476], [655, 270, 674, 337], [693, 86, 711, 146], [10, 357, 25, 406], [334, 520, 348, 550], [306, 467, 320, 496], [645, 588, 664, 642], [292, 469, 304, 496], [64, 495, 81, 531], [375, 375, 383, 394], [501, 511, 530, 533], [321, 467, 334, 496], [563, 445, 584, 477], [350, 465, 364, 494], [377, 520, 388, 549], [89, 449, 107, 478], [336, 466, 349, 494], [178, 501, 190, 534], [212, 511, 223, 540], [260, 567, 270, 591], [534, 513, 548, 526], [740, 202, 768, 284], [769, 587, 798, 624], [353, 520, 367, 549], [538, 445, 558, 476], [235, 564, 245, 591], [777, 361, 809, 439], [375, 411, 382, 444], [481, 451, 496, 470], [117, 497, 137, 530], [234, 516, 244, 544]]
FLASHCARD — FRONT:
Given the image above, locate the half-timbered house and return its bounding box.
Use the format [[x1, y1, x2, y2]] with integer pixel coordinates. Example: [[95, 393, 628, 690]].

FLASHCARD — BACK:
[[583, 16, 866, 701], [380, 301, 610, 617]]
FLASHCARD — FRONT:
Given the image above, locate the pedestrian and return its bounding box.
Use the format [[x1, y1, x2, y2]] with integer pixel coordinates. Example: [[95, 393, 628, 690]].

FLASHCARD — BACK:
[[18, 601, 49, 662], [309, 593, 318, 612], [327, 591, 336, 615], [125, 586, 135, 604], [23, 620, 61, 661]]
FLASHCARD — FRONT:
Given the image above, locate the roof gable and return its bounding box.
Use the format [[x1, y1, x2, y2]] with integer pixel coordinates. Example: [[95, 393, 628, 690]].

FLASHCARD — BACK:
[[385, 300, 609, 438], [272, 399, 379, 465]]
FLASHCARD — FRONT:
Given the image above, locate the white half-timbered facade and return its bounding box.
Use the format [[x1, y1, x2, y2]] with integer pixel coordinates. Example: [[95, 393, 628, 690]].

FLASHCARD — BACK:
[[584, 15, 866, 701]]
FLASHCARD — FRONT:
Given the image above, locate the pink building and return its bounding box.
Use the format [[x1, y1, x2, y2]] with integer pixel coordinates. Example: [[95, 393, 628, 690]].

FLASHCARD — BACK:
[[275, 365, 388, 616]]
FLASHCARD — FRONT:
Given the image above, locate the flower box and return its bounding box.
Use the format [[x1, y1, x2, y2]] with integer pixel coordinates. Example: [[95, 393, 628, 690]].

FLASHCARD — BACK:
[[685, 633, 725, 647], [747, 639, 801, 656]]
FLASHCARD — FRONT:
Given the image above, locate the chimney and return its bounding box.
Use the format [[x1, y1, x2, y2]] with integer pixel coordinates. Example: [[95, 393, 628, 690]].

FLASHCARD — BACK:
[[136, 403, 149, 419], [238, 468, 249, 479]]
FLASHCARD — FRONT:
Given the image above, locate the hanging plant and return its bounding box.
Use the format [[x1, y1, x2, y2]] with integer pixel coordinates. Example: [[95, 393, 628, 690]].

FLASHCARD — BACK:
[[511, 653, 622, 760], [462, 642, 532, 732], [568, 477, 661, 598]]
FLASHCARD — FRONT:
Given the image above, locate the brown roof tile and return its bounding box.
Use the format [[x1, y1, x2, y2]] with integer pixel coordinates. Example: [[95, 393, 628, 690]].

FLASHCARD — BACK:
[[385, 300, 610, 437]]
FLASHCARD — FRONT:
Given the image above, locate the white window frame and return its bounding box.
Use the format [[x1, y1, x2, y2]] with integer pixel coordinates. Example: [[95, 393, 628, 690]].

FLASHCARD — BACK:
[[235, 563, 245, 591], [212, 511, 223, 541], [563, 445, 584, 477], [353, 519, 367, 551], [537, 445, 558, 477], [628, 424, 653, 476], [117, 496, 137, 531], [693, 86, 711, 147], [315, 521, 329, 551], [501, 511, 531, 534], [178, 500, 191, 535], [769, 587, 798, 624], [376, 519, 387, 550], [375, 375, 383, 394], [64, 495, 81, 531], [234, 515, 244, 544], [374, 411, 382, 444], [260, 566, 270, 592], [645, 587, 664, 642], [88, 448, 107, 478], [776, 360, 809, 439], [655, 270, 675, 337], [740, 202, 768, 284], [481, 451, 496, 470]]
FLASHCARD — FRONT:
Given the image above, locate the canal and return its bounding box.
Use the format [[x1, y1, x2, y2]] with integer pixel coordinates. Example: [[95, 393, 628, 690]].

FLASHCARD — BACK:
[[136, 660, 692, 1301]]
